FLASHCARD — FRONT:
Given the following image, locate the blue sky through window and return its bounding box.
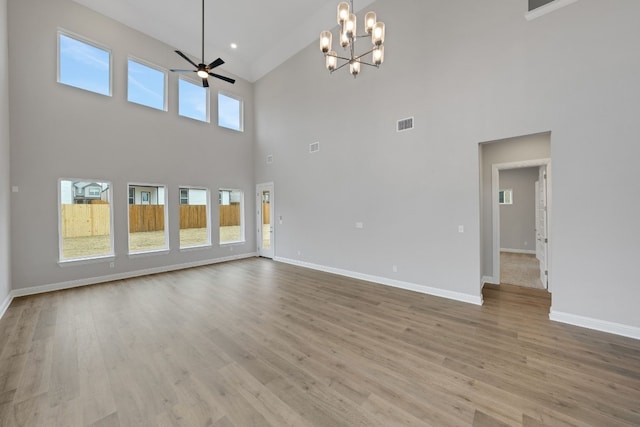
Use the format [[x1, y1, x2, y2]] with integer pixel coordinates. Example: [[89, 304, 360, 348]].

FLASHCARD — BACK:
[[179, 78, 208, 122], [128, 59, 166, 110], [218, 93, 242, 131], [58, 33, 110, 96]]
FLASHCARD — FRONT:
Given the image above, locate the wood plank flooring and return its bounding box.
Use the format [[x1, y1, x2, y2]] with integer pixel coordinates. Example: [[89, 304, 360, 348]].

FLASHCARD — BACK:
[[1, 258, 639, 426]]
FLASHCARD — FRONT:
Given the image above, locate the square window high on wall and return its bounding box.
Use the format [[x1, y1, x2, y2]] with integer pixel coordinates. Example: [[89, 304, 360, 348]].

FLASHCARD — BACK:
[[58, 179, 114, 262], [127, 57, 167, 111], [218, 92, 243, 132], [57, 31, 111, 96], [179, 77, 209, 122]]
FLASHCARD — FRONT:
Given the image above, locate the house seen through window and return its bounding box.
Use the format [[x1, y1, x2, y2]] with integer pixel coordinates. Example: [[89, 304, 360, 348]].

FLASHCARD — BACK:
[[59, 179, 113, 262]]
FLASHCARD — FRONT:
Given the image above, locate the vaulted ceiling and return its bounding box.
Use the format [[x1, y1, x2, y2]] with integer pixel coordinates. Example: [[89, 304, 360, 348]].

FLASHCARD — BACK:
[[72, 0, 376, 82]]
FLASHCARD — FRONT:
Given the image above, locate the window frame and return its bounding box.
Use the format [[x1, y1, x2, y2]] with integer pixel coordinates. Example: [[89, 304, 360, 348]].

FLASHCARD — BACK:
[[127, 56, 168, 111], [499, 189, 513, 205], [217, 91, 244, 132], [219, 188, 245, 245], [178, 76, 210, 123], [58, 178, 115, 264], [57, 29, 113, 97], [179, 186, 212, 250]]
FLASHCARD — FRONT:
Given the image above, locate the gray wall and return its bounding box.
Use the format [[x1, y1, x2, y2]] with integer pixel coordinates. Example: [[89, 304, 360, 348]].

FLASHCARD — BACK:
[[255, 0, 640, 328], [8, 0, 255, 290], [499, 167, 539, 252], [0, 0, 10, 306], [480, 133, 550, 278]]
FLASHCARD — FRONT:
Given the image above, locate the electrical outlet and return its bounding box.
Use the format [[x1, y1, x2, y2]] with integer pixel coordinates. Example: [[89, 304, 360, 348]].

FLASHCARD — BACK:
[[109, 262, 115, 268], [392, 265, 398, 273], [458, 225, 464, 233]]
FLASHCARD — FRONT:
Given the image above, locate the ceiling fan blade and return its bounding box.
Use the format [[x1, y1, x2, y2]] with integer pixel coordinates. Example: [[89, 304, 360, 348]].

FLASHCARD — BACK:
[[209, 73, 235, 84], [170, 69, 196, 73], [207, 58, 224, 70], [175, 50, 199, 68], [202, 78, 209, 88]]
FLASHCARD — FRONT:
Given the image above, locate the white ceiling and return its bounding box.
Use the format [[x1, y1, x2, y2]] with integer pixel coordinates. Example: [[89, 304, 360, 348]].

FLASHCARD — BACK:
[[72, 0, 376, 82]]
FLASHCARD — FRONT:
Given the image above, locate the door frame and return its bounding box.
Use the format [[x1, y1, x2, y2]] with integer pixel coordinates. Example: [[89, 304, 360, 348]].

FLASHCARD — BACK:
[[256, 182, 274, 258], [491, 158, 552, 289]]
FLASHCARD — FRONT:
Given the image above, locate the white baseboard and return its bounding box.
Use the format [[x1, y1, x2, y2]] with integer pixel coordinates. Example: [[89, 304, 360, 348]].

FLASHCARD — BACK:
[[525, 0, 579, 21], [482, 276, 498, 287], [7, 253, 257, 302], [0, 292, 12, 319], [275, 257, 483, 306], [500, 248, 536, 255], [550, 309, 640, 341]]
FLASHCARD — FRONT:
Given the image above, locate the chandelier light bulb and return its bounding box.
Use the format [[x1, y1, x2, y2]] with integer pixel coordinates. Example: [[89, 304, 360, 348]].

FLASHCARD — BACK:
[[340, 30, 350, 48], [373, 45, 384, 65], [326, 51, 337, 71], [337, 2, 350, 24], [364, 12, 376, 34], [345, 13, 357, 38], [372, 21, 385, 46], [350, 59, 361, 76], [320, 31, 332, 53]]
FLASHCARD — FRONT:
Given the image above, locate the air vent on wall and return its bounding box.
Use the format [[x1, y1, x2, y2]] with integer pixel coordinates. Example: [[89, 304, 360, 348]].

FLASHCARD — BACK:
[[397, 117, 414, 132], [309, 141, 320, 153], [266, 154, 274, 164]]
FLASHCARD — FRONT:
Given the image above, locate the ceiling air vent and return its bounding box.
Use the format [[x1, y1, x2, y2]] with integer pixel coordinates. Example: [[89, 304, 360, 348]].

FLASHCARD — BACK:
[[397, 117, 414, 132], [309, 141, 320, 153], [266, 154, 274, 164]]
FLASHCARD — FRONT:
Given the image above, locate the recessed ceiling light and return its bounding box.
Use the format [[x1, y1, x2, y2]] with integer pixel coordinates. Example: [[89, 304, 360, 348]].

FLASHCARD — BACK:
[[230, 43, 238, 49]]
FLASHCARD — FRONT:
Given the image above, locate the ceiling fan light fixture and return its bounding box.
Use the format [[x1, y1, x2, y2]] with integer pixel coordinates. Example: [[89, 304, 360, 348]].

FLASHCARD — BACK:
[[169, 0, 235, 86]]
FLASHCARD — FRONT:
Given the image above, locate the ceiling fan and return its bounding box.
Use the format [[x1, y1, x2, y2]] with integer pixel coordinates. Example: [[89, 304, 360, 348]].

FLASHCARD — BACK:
[[170, 0, 235, 87]]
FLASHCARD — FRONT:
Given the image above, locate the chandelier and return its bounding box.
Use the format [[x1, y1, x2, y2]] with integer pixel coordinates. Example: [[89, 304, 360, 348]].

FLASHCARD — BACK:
[[319, 0, 386, 77]]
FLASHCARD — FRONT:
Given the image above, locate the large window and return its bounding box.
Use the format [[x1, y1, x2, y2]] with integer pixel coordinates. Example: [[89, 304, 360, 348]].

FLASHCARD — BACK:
[[219, 189, 244, 244], [128, 184, 168, 254], [127, 58, 167, 111], [218, 92, 243, 131], [58, 32, 111, 96], [179, 187, 210, 249], [179, 77, 209, 122], [59, 179, 113, 262]]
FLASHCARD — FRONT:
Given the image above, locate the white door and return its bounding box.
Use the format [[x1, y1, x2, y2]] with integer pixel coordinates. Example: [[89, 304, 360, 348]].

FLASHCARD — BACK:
[[535, 166, 548, 288], [256, 183, 274, 258]]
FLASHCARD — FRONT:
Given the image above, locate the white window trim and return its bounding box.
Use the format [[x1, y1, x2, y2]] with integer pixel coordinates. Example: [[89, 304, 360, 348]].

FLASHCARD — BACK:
[[178, 185, 212, 249], [218, 91, 244, 132], [127, 182, 170, 255], [178, 76, 211, 123], [219, 188, 245, 245], [58, 178, 115, 264], [127, 55, 169, 112], [57, 29, 113, 97]]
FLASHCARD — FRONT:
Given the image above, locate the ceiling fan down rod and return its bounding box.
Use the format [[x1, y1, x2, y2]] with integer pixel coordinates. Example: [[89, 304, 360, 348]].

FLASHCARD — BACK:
[[201, 0, 205, 64]]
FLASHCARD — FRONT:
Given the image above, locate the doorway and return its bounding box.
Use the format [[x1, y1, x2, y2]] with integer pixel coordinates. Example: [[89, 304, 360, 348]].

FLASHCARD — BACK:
[[492, 160, 551, 290], [256, 182, 274, 258]]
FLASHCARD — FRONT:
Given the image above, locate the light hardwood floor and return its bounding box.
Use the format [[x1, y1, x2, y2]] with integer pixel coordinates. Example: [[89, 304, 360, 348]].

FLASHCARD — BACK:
[[1, 259, 639, 426]]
